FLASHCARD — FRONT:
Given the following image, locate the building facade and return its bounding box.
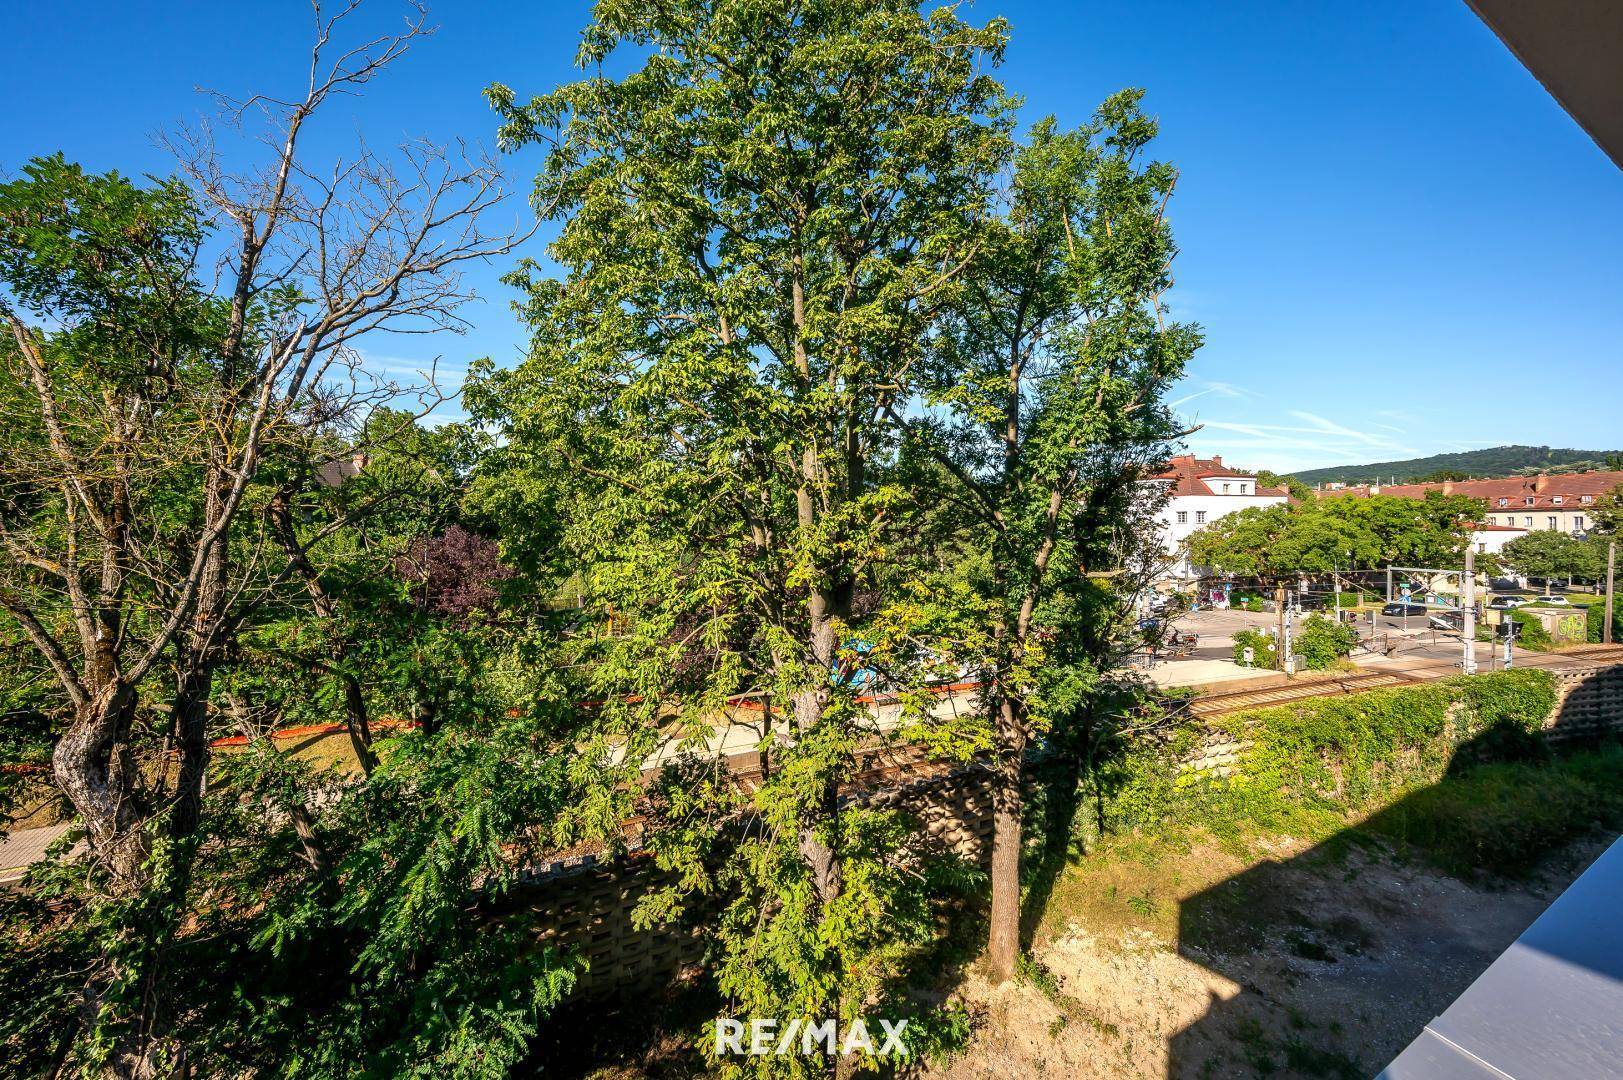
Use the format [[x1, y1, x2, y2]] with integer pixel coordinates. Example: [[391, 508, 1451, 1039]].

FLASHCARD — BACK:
[[1149, 454, 1289, 582], [1331, 471, 1622, 537]]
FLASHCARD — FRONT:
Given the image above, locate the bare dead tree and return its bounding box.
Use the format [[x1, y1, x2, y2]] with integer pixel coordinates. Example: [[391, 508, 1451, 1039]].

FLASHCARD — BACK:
[[0, 5, 529, 1071]]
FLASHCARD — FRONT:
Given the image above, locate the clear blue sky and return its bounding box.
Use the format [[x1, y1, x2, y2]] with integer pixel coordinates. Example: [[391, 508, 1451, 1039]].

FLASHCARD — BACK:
[[3, 1, 1619, 473]]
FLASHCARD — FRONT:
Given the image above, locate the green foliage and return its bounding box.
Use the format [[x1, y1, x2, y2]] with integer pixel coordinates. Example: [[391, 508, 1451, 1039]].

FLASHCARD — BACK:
[[1505, 609, 1554, 649], [1587, 594, 1623, 643], [1501, 530, 1608, 583], [1294, 614, 1358, 670], [1102, 671, 1561, 846], [1187, 492, 1481, 577], [1365, 745, 1623, 877], [1231, 628, 1275, 667]]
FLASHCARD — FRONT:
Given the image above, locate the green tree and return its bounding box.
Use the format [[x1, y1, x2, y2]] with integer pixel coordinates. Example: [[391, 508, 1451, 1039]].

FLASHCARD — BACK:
[[1501, 530, 1605, 586], [475, 0, 1014, 1064], [895, 93, 1196, 978], [1255, 469, 1312, 502], [1187, 493, 1481, 578]]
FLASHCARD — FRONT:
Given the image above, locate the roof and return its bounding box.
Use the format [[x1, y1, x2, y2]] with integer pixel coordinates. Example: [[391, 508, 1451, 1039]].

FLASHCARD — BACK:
[[1379, 834, 1623, 1078], [1150, 454, 1288, 498], [1467, 0, 1623, 171], [1330, 470, 1623, 511], [1472, 524, 1529, 533]]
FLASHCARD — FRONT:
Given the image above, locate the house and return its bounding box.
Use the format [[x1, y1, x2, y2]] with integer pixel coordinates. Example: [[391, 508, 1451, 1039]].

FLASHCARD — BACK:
[[1469, 522, 1528, 557], [1332, 471, 1622, 537], [1147, 454, 1289, 582]]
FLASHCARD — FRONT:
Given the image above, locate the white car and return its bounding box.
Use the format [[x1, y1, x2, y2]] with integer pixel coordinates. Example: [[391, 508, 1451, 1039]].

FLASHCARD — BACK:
[[1487, 596, 1526, 610], [1532, 595, 1571, 606]]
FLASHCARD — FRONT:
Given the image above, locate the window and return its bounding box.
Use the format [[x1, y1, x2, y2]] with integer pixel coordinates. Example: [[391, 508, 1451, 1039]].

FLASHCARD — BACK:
[[1548, 516, 1558, 530], [1478, 543, 1487, 554], [1582, 495, 1594, 504], [1576, 516, 1586, 531], [1552, 495, 1563, 505], [1487, 515, 1497, 525], [1525, 497, 1535, 506], [1239, 483, 1248, 494], [1175, 510, 1188, 524], [1523, 516, 1533, 527], [1222, 482, 1230, 494], [1497, 498, 1508, 507], [1195, 510, 1207, 524]]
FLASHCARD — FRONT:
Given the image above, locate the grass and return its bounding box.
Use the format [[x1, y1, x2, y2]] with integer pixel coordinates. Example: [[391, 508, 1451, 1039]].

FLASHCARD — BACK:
[[1033, 742, 1623, 950]]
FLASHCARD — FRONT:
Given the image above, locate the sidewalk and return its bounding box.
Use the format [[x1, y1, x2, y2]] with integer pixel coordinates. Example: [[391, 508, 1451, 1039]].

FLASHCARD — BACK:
[[0, 823, 72, 885]]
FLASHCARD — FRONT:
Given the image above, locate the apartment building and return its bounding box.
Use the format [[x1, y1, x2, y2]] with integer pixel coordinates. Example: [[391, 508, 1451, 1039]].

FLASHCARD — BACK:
[[1148, 454, 1289, 581], [1334, 470, 1622, 537]]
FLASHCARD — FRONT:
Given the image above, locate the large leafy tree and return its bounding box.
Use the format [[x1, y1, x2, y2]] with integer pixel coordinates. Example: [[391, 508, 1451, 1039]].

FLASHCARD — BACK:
[[1501, 530, 1607, 586], [1187, 492, 1483, 578], [895, 94, 1197, 978], [474, 0, 1013, 1062]]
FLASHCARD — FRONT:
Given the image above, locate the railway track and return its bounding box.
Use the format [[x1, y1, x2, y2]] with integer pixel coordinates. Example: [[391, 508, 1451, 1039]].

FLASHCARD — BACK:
[[1184, 669, 1417, 718], [1550, 644, 1623, 665]]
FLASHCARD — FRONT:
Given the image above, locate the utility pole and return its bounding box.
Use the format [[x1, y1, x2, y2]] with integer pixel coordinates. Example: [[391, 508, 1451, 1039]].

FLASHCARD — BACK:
[[1276, 584, 1288, 673], [1462, 548, 1477, 675], [1385, 567, 1393, 604], [1606, 541, 1616, 646]]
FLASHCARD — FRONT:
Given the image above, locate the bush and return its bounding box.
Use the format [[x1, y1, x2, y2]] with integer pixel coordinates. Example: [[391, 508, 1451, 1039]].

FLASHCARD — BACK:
[[1294, 614, 1359, 670], [1587, 595, 1623, 643], [1506, 609, 1553, 650], [1232, 628, 1275, 668]]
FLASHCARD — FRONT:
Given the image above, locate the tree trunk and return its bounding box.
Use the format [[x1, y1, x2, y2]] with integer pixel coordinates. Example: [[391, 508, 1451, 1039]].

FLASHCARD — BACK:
[[792, 578, 850, 905], [986, 693, 1027, 981], [53, 680, 148, 894]]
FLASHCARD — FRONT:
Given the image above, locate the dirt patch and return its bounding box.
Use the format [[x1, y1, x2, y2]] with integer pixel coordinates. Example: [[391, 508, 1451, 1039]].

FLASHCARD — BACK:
[[923, 831, 1612, 1079]]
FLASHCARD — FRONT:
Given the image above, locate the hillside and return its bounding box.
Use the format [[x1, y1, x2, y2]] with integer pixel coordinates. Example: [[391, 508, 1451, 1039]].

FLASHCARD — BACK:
[[1289, 445, 1623, 487]]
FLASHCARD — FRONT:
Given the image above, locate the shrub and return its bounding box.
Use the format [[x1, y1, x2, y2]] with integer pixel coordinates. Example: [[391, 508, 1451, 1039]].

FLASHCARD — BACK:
[[1294, 614, 1360, 670], [1587, 595, 1623, 643], [1232, 628, 1275, 667], [1506, 609, 1553, 649]]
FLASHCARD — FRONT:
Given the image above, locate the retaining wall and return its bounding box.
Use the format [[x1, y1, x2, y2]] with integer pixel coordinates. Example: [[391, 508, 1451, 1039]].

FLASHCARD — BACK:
[[513, 664, 1623, 998]]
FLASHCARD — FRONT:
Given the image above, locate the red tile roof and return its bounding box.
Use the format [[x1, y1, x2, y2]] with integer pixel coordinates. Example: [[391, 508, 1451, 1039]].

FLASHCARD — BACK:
[[1151, 454, 1288, 498], [1329, 470, 1623, 511]]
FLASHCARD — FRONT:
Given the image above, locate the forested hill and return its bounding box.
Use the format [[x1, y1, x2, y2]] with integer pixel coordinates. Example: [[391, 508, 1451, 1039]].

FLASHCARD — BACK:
[[1289, 445, 1623, 486]]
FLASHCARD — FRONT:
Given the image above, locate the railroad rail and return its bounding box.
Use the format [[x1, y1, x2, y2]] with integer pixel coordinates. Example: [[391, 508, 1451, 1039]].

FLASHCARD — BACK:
[[1184, 669, 1418, 718]]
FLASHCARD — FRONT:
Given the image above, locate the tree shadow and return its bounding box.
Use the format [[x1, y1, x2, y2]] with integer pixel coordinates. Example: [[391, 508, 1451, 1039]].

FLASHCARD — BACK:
[[1162, 691, 1623, 1077]]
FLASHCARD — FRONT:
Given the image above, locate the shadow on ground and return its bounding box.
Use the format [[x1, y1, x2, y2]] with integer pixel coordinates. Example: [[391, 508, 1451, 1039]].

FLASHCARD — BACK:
[[1012, 669, 1623, 1079]]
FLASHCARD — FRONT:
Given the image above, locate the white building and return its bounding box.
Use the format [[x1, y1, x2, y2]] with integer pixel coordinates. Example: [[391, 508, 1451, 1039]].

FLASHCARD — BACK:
[[1469, 523, 1529, 558], [1148, 454, 1289, 583]]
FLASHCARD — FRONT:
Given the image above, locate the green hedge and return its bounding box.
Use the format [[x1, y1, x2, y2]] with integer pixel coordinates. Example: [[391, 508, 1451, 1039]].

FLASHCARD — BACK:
[[1100, 669, 1561, 835]]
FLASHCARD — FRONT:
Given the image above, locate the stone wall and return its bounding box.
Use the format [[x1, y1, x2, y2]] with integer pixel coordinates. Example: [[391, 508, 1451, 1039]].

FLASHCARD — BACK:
[[511, 664, 1623, 999]]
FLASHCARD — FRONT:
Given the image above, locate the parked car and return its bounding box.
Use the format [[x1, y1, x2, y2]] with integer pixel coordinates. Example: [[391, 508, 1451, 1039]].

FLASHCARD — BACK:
[[1295, 592, 1330, 611], [1428, 610, 1465, 631], [1531, 595, 1571, 606], [1382, 602, 1428, 617], [1489, 577, 1522, 592], [1487, 596, 1526, 610]]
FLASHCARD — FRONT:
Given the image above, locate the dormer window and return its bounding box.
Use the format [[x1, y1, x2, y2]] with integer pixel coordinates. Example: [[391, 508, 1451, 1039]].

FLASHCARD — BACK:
[[1497, 498, 1508, 507], [1582, 495, 1594, 504], [1553, 495, 1563, 505], [1524, 497, 1535, 507]]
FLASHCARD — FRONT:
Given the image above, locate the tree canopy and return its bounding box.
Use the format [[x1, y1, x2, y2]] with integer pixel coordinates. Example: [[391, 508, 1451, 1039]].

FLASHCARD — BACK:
[[1186, 492, 1484, 577]]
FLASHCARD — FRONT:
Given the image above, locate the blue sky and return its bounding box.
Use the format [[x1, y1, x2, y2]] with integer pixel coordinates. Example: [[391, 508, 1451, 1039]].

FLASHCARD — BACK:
[[3, 1, 1619, 473]]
